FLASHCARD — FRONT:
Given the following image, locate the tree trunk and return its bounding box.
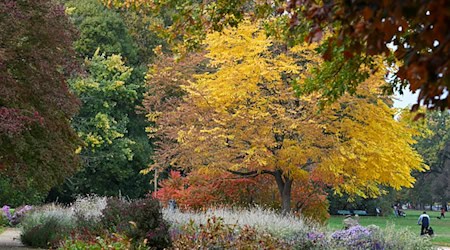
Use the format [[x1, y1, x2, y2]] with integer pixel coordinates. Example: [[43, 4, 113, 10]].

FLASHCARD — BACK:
[[281, 185, 292, 214], [274, 170, 293, 214]]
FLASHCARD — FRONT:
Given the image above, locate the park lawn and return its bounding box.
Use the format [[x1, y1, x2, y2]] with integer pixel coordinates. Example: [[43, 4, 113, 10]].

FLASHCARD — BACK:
[[327, 210, 450, 246]]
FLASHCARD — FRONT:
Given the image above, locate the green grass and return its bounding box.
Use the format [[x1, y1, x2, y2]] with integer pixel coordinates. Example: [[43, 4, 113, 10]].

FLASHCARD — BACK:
[[0, 227, 5, 235], [327, 210, 450, 246]]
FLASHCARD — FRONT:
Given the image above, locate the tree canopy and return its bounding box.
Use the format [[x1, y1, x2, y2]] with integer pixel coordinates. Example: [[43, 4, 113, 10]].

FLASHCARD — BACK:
[[0, 0, 80, 197], [105, 0, 450, 111], [144, 22, 425, 213], [402, 110, 450, 209], [44, 0, 162, 203], [46, 51, 154, 202], [1, 0, 437, 214], [65, 0, 139, 64]]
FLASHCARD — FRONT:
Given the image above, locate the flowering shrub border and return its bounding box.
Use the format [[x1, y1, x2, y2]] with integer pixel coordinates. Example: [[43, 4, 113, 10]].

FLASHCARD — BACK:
[[164, 208, 436, 250], [1, 205, 32, 226], [2, 198, 436, 250]]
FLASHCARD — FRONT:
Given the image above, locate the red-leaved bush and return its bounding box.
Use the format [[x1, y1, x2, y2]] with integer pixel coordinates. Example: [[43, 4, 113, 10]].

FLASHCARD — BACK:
[[155, 170, 329, 222]]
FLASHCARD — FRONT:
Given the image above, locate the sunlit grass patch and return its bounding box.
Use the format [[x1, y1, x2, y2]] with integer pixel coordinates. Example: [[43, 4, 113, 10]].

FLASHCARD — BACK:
[[328, 210, 450, 246]]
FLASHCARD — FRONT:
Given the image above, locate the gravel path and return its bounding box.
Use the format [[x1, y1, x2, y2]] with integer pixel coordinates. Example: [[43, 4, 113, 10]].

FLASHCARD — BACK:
[[0, 228, 33, 249]]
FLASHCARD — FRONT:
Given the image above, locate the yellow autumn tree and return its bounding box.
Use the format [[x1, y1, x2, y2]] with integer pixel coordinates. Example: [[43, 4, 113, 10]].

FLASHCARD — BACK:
[[145, 21, 426, 214]]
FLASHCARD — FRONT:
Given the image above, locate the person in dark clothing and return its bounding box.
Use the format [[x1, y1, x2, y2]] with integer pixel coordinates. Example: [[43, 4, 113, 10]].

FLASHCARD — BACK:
[[418, 211, 430, 235], [438, 207, 446, 219]]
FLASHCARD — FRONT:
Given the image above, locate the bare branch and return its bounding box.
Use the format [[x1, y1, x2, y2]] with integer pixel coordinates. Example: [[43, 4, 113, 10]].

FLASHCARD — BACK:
[[226, 169, 275, 177]]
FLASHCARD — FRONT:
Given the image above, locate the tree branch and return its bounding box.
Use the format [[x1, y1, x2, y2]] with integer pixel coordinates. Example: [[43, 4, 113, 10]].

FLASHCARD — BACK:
[[300, 160, 317, 170], [226, 169, 275, 177]]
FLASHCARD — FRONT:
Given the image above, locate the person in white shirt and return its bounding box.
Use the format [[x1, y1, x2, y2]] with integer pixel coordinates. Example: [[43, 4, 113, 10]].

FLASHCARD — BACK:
[[418, 211, 430, 235]]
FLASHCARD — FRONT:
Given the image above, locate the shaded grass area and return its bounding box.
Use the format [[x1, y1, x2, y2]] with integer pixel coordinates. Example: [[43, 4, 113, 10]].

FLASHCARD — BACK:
[[0, 227, 5, 235], [327, 210, 450, 246]]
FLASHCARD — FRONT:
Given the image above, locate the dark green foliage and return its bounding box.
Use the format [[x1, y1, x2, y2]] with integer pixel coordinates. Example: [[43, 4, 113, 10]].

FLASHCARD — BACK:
[[101, 197, 171, 249], [21, 216, 69, 248], [100, 198, 130, 232], [0, 214, 8, 227], [65, 0, 162, 66], [328, 189, 396, 217], [120, 11, 165, 65], [0, 176, 45, 207], [65, 0, 138, 64], [45, 0, 158, 203], [407, 111, 450, 209], [293, 38, 375, 108], [47, 52, 153, 203]]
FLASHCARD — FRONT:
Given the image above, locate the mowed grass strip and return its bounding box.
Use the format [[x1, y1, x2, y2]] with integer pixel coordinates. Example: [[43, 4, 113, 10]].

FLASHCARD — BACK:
[[327, 210, 450, 246]]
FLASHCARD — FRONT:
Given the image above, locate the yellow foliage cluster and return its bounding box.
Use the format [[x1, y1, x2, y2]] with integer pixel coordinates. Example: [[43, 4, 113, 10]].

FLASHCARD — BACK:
[[147, 21, 426, 199]]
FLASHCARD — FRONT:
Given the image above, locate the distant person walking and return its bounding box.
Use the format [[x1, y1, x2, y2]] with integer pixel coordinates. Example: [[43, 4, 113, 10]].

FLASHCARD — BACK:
[[418, 211, 431, 235], [376, 207, 381, 216], [393, 204, 398, 217], [438, 207, 446, 219]]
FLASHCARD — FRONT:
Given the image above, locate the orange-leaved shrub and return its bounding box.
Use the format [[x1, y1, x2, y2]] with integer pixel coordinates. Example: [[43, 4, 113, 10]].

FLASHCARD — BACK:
[[155, 171, 329, 222]]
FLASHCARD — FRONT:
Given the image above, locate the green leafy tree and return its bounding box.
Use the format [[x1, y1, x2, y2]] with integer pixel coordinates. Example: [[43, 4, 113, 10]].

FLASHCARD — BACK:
[[119, 8, 165, 65], [65, 0, 139, 64], [405, 111, 450, 209], [48, 52, 152, 202], [47, 0, 164, 202], [0, 0, 80, 205], [65, 0, 163, 66]]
